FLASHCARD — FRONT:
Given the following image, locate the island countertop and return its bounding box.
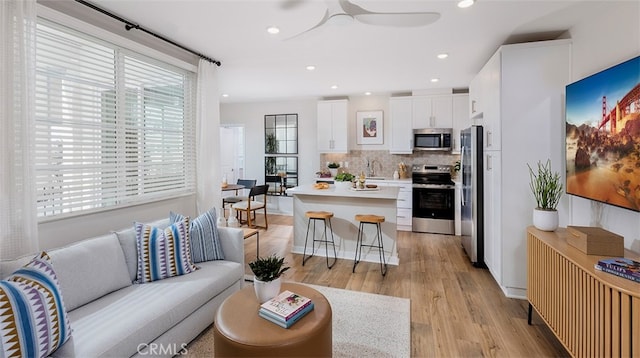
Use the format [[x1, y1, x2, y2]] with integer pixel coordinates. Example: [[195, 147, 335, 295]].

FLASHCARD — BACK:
[[287, 184, 399, 199], [287, 183, 401, 266]]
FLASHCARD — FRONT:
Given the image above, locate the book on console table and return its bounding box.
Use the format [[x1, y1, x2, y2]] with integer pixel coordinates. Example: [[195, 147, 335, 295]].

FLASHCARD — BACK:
[[595, 257, 640, 283], [260, 290, 312, 320], [259, 302, 315, 328]]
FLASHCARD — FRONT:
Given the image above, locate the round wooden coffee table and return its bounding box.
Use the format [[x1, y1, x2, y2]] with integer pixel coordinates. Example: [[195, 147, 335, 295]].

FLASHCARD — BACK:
[[213, 283, 332, 357]]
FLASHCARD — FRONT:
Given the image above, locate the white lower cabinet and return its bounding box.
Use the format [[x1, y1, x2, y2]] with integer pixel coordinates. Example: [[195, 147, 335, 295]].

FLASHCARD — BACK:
[[366, 180, 413, 231]]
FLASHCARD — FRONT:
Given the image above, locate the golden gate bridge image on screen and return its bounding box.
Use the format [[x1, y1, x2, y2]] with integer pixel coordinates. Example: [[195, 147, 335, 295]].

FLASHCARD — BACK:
[[599, 83, 640, 134], [567, 82, 640, 211]]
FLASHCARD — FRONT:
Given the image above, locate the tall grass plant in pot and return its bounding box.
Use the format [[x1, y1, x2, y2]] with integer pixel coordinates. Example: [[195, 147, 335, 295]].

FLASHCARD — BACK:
[[248, 255, 290, 303], [528, 159, 563, 231]]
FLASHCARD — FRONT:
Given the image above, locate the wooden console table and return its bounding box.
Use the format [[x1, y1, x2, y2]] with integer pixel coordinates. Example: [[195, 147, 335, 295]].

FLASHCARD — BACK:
[[527, 226, 639, 357]]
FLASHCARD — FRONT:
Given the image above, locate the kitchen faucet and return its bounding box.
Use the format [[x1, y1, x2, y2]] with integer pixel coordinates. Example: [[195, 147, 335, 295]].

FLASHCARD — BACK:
[[364, 158, 381, 177], [370, 160, 381, 177]]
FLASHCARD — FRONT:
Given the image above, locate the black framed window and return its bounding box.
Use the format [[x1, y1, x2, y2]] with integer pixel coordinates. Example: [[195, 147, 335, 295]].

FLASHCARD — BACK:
[[265, 114, 297, 195]]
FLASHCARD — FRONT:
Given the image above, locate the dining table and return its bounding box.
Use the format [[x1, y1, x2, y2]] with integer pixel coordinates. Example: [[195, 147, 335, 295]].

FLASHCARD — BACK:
[[222, 184, 245, 193]]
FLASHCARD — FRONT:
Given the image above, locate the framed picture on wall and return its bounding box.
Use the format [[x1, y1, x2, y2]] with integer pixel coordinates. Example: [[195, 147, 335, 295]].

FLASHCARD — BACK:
[[356, 110, 383, 145]]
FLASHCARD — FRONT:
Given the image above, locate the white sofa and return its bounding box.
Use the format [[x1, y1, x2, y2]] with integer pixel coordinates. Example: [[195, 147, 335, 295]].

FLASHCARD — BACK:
[[0, 219, 244, 357]]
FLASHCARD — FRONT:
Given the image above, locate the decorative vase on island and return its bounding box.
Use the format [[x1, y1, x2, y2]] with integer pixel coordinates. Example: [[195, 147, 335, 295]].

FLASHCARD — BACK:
[[533, 208, 558, 231], [329, 168, 338, 178], [253, 276, 282, 303]]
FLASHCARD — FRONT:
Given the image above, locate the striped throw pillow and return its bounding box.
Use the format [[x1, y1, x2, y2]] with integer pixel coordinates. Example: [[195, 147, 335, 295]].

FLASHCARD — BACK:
[[135, 217, 198, 283], [0, 252, 72, 358], [170, 207, 225, 262]]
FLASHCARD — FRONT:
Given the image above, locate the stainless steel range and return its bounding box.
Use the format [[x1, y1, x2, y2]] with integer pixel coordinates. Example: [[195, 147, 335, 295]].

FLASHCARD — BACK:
[[412, 164, 455, 235]]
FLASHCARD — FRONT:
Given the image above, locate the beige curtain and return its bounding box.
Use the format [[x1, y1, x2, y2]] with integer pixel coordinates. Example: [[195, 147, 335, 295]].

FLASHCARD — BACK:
[[0, 0, 39, 259], [195, 59, 221, 214]]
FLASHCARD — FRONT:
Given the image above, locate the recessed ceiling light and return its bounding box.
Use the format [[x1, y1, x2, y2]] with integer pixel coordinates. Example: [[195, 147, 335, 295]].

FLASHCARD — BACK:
[[331, 85, 338, 89], [364, 92, 372, 96], [266, 26, 280, 35], [437, 53, 449, 59], [221, 93, 229, 98], [457, 0, 475, 8], [430, 78, 439, 83], [306, 65, 316, 71]]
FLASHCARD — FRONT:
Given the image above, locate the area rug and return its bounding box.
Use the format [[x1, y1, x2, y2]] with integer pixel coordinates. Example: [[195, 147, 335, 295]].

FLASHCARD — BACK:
[[184, 284, 410, 357]]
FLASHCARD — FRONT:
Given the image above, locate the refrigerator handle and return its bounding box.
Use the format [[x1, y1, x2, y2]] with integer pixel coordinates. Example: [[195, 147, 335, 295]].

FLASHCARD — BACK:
[[460, 144, 466, 206]]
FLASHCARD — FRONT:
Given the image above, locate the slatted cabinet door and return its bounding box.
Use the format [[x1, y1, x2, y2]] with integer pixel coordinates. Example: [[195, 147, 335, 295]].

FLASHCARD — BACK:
[[527, 227, 640, 357]]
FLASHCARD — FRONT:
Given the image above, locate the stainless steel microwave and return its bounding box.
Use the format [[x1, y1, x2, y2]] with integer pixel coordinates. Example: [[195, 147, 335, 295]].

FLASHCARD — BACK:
[[413, 128, 453, 151]]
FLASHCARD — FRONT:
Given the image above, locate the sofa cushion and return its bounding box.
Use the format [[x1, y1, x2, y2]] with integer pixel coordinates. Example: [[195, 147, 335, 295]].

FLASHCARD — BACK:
[[47, 234, 131, 311], [115, 218, 170, 283], [51, 260, 243, 357], [170, 207, 225, 262], [135, 217, 198, 283], [0, 252, 72, 358]]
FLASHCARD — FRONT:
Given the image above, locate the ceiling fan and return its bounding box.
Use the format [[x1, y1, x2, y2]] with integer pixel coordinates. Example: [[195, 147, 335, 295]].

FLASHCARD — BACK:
[[286, 0, 441, 39]]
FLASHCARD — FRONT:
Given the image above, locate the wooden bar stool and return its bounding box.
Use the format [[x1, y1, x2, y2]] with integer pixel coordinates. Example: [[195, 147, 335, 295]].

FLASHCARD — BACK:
[[302, 211, 337, 269], [353, 214, 387, 276]]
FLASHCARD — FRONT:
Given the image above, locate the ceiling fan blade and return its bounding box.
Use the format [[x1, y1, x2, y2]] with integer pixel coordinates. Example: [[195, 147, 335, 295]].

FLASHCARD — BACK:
[[279, 0, 305, 10], [285, 9, 331, 40], [354, 12, 440, 27], [339, 0, 440, 27]]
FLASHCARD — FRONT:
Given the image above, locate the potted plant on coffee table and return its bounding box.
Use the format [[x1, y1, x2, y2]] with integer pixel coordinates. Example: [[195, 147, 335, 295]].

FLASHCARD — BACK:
[[248, 255, 290, 303], [528, 159, 563, 231]]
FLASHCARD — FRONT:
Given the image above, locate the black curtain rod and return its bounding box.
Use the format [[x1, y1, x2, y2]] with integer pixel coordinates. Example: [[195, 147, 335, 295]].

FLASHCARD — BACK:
[[74, 0, 221, 66]]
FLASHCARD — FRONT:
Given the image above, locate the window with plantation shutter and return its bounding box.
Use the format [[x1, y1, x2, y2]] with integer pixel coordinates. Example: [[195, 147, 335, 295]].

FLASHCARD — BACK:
[[35, 19, 196, 220]]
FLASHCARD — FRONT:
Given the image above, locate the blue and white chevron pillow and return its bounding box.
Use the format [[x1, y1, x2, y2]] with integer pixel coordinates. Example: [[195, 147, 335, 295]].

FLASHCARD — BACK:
[[0, 251, 72, 358], [135, 216, 198, 283], [170, 207, 225, 263]]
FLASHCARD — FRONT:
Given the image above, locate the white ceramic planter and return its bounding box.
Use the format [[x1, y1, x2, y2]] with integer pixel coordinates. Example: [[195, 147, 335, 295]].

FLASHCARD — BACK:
[[533, 208, 559, 231], [329, 168, 338, 177], [253, 276, 282, 303]]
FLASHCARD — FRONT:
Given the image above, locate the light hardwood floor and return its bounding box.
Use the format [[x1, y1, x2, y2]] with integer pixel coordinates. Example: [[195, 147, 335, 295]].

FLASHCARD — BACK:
[[241, 214, 568, 357]]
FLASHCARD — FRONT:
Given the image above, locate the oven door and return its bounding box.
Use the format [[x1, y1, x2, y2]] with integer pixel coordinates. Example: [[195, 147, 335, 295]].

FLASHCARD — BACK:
[[412, 184, 455, 219], [412, 184, 455, 234]]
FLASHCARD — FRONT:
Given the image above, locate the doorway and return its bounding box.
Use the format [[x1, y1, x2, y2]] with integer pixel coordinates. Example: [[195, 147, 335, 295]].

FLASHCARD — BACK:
[[219, 125, 245, 185]]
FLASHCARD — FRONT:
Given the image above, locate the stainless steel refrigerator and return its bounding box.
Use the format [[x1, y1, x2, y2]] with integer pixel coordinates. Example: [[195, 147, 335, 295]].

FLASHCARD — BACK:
[[460, 125, 484, 267]]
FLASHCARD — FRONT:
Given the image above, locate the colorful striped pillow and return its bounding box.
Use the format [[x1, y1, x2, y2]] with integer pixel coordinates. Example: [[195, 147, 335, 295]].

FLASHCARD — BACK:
[[0, 251, 72, 358], [170, 207, 225, 263], [135, 217, 198, 283]]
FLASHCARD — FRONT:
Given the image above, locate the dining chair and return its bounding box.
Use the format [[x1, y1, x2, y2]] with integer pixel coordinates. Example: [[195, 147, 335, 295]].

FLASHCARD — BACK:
[[231, 184, 269, 229], [223, 179, 257, 216]]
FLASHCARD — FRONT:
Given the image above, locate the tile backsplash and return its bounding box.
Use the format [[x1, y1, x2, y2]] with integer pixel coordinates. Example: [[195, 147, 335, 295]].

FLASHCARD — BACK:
[[320, 150, 460, 178]]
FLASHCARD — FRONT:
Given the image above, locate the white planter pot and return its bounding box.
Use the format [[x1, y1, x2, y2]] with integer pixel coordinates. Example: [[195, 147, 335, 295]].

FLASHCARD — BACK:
[[329, 168, 338, 177], [334, 181, 352, 190], [533, 208, 559, 231], [253, 276, 282, 303]]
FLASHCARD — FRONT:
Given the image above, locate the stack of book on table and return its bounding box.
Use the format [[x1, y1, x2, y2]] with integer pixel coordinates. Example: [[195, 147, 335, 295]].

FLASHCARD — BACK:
[[259, 290, 314, 328], [595, 258, 640, 283]]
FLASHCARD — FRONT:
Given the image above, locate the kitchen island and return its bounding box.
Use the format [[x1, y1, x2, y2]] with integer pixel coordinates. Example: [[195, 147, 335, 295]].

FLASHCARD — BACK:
[[287, 184, 400, 266]]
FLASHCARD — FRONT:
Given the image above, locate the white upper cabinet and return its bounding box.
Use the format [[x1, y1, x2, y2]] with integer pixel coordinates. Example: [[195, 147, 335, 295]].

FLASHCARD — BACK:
[[412, 95, 453, 129], [389, 97, 413, 154], [469, 50, 502, 150], [451, 94, 470, 153], [469, 75, 482, 118], [317, 99, 348, 153]]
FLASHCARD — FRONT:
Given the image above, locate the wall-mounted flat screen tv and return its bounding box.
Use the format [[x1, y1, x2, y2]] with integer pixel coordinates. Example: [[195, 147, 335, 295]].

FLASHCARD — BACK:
[[566, 56, 640, 212]]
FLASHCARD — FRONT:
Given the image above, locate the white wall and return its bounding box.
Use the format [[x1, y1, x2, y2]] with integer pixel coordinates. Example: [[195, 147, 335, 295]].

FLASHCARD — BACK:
[[220, 95, 392, 186], [565, 1, 640, 251]]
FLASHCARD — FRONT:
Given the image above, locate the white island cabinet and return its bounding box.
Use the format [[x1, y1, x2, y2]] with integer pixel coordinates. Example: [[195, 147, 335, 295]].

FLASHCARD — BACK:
[[287, 184, 400, 266]]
